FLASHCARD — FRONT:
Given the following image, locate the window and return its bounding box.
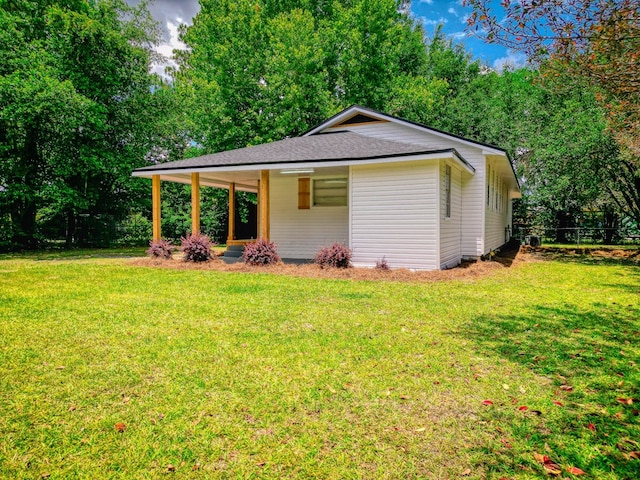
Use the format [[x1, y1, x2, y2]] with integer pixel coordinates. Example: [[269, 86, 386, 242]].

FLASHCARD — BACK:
[[445, 165, 451, 218], [487, 165, 491, 206], [313, 178, 348, 206]]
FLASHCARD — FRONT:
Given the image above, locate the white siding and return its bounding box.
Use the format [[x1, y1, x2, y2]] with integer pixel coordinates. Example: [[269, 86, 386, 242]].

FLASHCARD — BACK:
[[439, 161, 463, 269], [270, 174, 348, 259], [484, 162, 512, 251], [330, 122, 487, 257], [350, 161, 439, 270]]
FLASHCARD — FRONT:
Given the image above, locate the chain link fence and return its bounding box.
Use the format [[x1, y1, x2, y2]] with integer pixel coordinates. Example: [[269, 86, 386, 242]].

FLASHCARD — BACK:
[[513, 225, 640, 246]]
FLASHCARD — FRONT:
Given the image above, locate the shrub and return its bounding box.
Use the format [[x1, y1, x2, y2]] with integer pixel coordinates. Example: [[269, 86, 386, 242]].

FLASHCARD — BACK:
[[146, 239, 174, 259], [314, 242, 352, 269], [181, 233, 214, 262], [375, 257, 390, 270], [242, 239, 281, 266]]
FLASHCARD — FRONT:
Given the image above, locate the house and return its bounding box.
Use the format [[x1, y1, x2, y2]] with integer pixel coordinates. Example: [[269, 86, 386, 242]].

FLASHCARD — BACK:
[[132, 105, 520, 270]]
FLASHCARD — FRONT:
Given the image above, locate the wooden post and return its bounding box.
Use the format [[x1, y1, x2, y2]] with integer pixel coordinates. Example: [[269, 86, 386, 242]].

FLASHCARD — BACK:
[[191, 172, 200, 235], [227, 182, 235, 242], [152, 175, 161, 241], [259, 170, 270, 239]]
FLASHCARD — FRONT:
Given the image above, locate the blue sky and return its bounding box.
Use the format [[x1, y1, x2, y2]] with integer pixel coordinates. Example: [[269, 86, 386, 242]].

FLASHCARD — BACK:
[[134, 0, 525, 76], [412, 0, 525, 70]]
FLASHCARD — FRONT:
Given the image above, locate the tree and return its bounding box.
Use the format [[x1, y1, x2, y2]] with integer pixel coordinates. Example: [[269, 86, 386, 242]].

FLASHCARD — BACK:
[[0, 0, 169, 249], [173, 0, 445, 152], [464, 0, 640, 224]]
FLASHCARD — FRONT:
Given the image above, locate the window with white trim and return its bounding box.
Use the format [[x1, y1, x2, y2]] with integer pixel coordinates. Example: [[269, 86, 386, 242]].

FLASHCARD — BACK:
[[487, 165, 491, 206], [445, 164, 451, 218]]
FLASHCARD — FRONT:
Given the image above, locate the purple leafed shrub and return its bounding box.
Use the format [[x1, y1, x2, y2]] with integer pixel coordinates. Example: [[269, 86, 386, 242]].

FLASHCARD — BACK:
[[181, 233, 214, 262], [314, 242, 352, 269], [375, 257, 390, 270], [242, 239, 281, 266], [146, 239, 174, 259]]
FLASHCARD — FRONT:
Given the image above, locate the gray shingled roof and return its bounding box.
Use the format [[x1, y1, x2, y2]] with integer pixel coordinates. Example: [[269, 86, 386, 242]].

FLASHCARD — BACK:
[[134, 131, 470, 172]]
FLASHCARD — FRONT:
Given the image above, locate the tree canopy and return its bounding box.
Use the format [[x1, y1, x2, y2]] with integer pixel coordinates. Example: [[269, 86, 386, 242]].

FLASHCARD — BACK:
[[464, 0, 640, 225], [0, 0, 174, 248], [173, 0, 449, 152]]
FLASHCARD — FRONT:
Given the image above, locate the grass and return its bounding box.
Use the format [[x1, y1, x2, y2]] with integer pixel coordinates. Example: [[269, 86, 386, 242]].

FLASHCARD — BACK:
[[0, 250, 638, 479]]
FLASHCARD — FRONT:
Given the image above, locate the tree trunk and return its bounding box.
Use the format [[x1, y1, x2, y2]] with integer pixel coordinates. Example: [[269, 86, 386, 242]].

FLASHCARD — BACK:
[[10, 200, 38, 249], [65, 210, 76, 248]]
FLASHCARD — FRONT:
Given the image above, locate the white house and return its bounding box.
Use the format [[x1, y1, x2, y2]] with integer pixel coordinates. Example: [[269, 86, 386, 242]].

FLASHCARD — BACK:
[[133, 105, 520, 270]]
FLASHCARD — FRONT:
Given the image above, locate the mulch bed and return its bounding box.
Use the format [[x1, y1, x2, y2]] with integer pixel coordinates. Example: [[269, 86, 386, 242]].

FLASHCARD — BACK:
[[128, 246, 529, 283], [129, 245, 640, 283], [521, 245, 640, 261]]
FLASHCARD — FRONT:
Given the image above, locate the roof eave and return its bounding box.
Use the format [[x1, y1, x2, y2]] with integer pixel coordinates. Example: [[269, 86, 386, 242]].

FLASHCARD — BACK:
[[133, 149, 474, 178]]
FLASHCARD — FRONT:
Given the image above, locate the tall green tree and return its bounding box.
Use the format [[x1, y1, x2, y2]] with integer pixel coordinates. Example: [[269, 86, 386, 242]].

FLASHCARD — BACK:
[[0, 0, 170, 249], [173, 0, 445, 152], [464, 0, 640, 225]]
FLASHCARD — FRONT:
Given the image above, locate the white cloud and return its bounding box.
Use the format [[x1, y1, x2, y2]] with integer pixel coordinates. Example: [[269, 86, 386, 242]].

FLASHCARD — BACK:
[[419, 0, 434, 4], [421, 16, 449, 26], [492, 50, 528, 72], [151, 19, 188, 80], [449, 31, 468, 40], [448, 7, 458, 16]]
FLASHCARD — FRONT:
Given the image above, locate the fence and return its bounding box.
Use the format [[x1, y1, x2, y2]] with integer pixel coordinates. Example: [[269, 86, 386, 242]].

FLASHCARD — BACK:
[[513, 225, 640, 246]]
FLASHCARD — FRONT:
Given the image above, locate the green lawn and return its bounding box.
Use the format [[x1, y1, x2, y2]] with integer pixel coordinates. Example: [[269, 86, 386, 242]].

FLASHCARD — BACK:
[[0, 251, 638, 479]]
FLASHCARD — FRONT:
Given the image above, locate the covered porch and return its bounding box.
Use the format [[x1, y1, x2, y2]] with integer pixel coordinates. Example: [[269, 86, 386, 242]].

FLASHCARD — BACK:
[[145, 169, 269, 246]]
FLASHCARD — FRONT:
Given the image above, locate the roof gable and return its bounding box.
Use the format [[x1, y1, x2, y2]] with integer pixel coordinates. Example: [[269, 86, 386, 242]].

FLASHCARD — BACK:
[[304, 105, 519, 190], [304, 105, 506, 155]]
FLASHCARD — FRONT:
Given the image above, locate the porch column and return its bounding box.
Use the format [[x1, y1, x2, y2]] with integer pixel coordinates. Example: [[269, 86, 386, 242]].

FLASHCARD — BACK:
[[191, 173, 200, 235], [259, 170, 270, 239], [227, 182, 235, 243], [152, 175, 161, 241]]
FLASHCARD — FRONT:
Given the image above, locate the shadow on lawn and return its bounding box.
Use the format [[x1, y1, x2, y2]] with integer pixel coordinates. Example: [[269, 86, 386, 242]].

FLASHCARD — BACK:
[[460, 302, 640, 477]]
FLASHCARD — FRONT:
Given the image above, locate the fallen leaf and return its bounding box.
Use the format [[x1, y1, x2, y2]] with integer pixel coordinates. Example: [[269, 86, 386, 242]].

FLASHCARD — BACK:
[[587, 423, 596, 431], [615, 412, 623, 419], [461, 468, 471, 476], [553, 401, 563, 406], [567, 466, 586, 475], [68, 405, 76, 412], [543, 463, 561, 475], [399, 395, 410, 400], [414, 427, 426, 432], [502, 384, 510, 390], [626, 451, 640, 459], [482, 400, 493, 405], [617, 398, 633, 405], [518, 406, 528, 411], [560, 385, 573, 392], [519, 385, 526, 393], [122, 396, 131, 404], [531, 410, 542, 415], [192, 463, 201, 471], [166, 464, 175, 472], [326, 384, 337, 394], [114, 422, 126, 433], [534, 453, 548, 464], [55, 366, 65, 370], [500, 438, 513, 448]]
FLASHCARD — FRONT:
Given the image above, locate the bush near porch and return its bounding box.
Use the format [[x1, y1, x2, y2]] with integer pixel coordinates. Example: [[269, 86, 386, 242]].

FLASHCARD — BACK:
[[0, 249, 638, 479]]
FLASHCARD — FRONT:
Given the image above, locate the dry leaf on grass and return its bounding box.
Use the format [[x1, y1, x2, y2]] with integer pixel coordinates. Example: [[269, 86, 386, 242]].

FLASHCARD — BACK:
[[567, 466, 586, 475]]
